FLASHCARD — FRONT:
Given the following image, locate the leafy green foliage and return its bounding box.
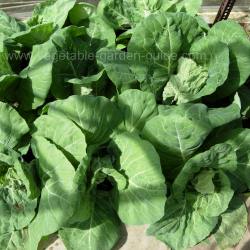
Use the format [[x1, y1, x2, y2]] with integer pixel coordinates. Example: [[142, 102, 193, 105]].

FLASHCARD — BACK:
[[214, 197, 248, 249], [48, 95, 121, 145], [111, 132, 166, 225], [0, 0, 250, 250], [0, 11, 26, 37]]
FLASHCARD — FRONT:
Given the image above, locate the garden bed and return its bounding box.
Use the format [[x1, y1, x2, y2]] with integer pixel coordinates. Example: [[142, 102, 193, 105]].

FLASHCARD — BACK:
[[0, 1, 250, 250]]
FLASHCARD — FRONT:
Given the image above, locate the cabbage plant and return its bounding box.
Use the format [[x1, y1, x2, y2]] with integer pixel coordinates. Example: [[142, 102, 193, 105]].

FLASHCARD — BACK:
[[0, 0, 250, 250]]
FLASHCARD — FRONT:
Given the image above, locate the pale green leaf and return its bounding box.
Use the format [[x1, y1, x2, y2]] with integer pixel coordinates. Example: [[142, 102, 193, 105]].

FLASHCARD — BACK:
[[111, 132, 166, 225], [59, 192, 122, 250], [98, 0, 201, 30], [0, 102, 29, 150], [69, 3, 96, 25], [148, 174, 233, 250], [10, 23, 55, 47], [214, 197, 248, 249], [127, 13, 182, 94], [173, 0, 202, 16], [127, 12, 203, 95], [173, 143, 237, 194], [51, 22, 115, 98], [163, 57, 208, 103], [102, 168, 128, 190], [192, 169, 215, 194], [25, 136, 79, 250], [143, 104, 213, 170], [0, 159, 37, 236], [32, 115, 87, 164], [117, 89, 158, 132], [96, 49, 137, 91], [0, 229, 28, 250], [208, 20, 250, 98], [148, 144, 235, 249], [17, 38, 56, 110], [0, 11, 26, 37], [208, 129, 250, 190], [190, 36, 230, 98], [28, 0, 76, 28], [48, 95, 121, 145], [98, 0, 171, 30], [208, 103, 241, 128]]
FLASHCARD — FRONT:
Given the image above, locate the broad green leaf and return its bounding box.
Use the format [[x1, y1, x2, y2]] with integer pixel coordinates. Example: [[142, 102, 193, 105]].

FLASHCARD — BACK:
[[195, 16, 210, 31], [28, 0, 76, 28], [190, 36, 230, 98], [0, 229, 28, 250], [147, 172, 233, 250], [172, 0, 202, 16], [164, 35, 231, 103], [50, 26, 86, 98], [163, 57, 208, 103], [32, 115, 87, 164], [10, 23, 55, 47], [31, 136, 76, 184], [26, 136, 79, 250], [98, 0, 201, 30], [214, 197, 247, 249], [17, 38, 56, 110], [127, 12, 203, 95], [70, 189, 92, 224], [117, 89, 158, 132], [127, 13, 182, 94], [148, 144, 235, 249], [143, 104, 213, 170], [51, 22, 115, 98], [69, 3, 96, 25], [59, 191, 122, 250], [90, 155, 128, 190], [96, 49, 137, 91], [70, 159, 90, 224], [207, 102, 241, 128], [0, 102, 29, 150], [102, 168, 128, 191], [147, 193, 218, 250], [208, 129, 250, 190], [173, 143, 237, 194], [0, 151, 18, 169], [208, 20, 250, 98], [192, 169, 215, 194], [166, 12, 203, 52], [147, 194, 217, 250], [14, 161, 39, 200], [0, 11, 26, 37], [85, 15, 116, 49], [111, 132, 166, 225], [98, 0, 171, 30], [48, 95, 121, 145]]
